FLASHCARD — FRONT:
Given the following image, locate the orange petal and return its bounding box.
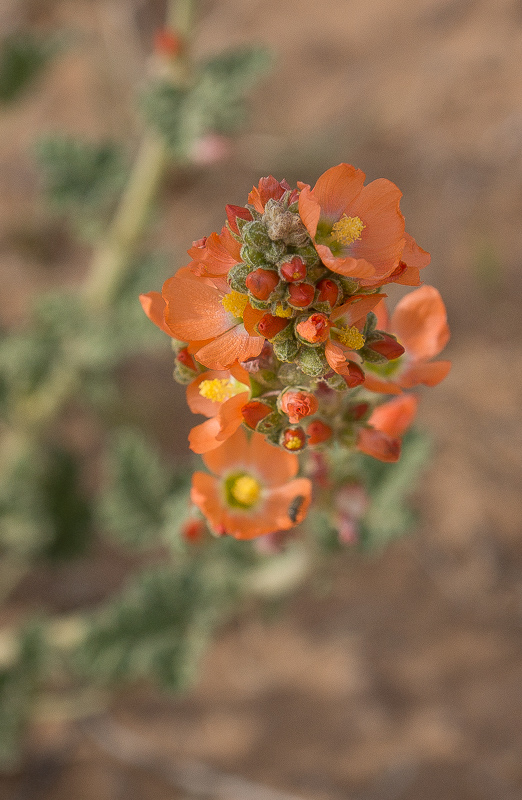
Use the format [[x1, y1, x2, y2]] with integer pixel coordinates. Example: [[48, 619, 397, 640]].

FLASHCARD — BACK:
[[243, 303, 266, 337], [248, 432, 299, 486], [312, 163, 366, 223], [190, 471, 226, 530], [260, 478, 312, 531], [325, 339, 348, 374], [139, 292, 173, 337], [330, 293, 387, 327], [163, 269, 231, 341], [392, 265, 422, 286], [357, 427, 401, 462], [298, 185, 322, 238], [188, 393, 247, 454], [399, 359, 451, 388], [195, 324, 264, 370], [402, 231, 431, 268], [391, 285, 450, 361], [202, 426, 250, 476], [360, 372, 402, 395], [189, 417, 223, 454], [350, 179, 405, 282], [314, 244, 376, 280], [368, 394, 418, 437]]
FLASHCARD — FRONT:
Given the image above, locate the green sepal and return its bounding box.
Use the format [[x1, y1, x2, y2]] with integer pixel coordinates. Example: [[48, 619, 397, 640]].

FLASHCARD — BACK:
[[323, 371, 347, 391], [297, 345, 329, 377], [272, 335, 300, 363], [360, 347, 388, 365], [228, 262, 252, 293], [240, 244, 270, 269]]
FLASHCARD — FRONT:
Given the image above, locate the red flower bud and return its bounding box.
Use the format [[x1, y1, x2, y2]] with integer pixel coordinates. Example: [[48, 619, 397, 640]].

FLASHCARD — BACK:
[[256, 313, 289, 339], [306, 419, 333, 445], [316, 278, 339, 307], [280, 390, 319, 424], [349, 402, 370, 421], [280, 256, 307, 283], [225, 204, 252, 234], [245, 268, 280, 300], [343, 361, 365, 388], [295, 312, 330, 344], [154, 29, 183, 58], [176, 348, 197, 371], [288, 282, 315, 308], [241, 400, 272, 429], [281, 427, 307, 451], [368, 333, 405, 361], [182, 518, 206, 542]]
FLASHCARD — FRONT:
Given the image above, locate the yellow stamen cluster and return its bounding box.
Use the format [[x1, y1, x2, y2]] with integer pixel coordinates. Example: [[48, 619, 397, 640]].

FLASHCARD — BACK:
[[331, 215, 365, 246], [199, 378, 236, 403], [274, 303, 294, 318], [221, 290, 249, 318], [230, 475, 261, 506], [284, 435, 304, 451], [336, 325, 365, 350]]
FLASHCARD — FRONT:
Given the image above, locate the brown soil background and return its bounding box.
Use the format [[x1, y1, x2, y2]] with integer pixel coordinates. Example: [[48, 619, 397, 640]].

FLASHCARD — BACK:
[[1, 0, 522, 798]]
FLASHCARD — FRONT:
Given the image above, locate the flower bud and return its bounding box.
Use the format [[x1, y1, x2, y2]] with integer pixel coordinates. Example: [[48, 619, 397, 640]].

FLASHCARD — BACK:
[[241, 400, 272, 429], [295, 313, 330, 344], [154, 29, 183, 58], [241, 244, 270, 269], [316, 278, 340, 308], [343, 360, 365, 388], [306, 419, 333, 445], [242, 220, 271, 249], [367, 333, 405, 361], [287, 282, 316, 308], [173, 347, 199, 384], [279, 256, 307, 283], [297, 345, 329, 377], [256, 313, 289, 340], [245, 268, 280, 300], [280, 427, 307, 451], [182, 518, 206, 543], [279, 389, 319, 424]]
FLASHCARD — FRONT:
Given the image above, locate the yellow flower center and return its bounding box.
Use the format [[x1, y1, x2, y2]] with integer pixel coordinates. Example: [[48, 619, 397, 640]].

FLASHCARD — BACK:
[[198, 378, 238, 403], [336, 325, 365, 350], [274, 303, 294, 318], [221, 290, 249, 318], [230, 475, 261, 507], [284, 435, 304, 451], [331, 215, 365, 246]]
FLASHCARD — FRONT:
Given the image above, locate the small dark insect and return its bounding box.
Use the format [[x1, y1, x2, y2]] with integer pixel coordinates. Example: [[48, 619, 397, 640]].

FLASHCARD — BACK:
[[288, 495, 305, 524]]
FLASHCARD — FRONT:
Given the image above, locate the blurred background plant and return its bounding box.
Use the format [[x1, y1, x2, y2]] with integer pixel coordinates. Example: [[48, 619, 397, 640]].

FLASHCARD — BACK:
[[0, 0, 433, 772]]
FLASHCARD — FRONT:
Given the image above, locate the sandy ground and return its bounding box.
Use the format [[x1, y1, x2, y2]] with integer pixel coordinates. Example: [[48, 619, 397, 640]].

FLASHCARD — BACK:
[[0, 0, 521, 798]]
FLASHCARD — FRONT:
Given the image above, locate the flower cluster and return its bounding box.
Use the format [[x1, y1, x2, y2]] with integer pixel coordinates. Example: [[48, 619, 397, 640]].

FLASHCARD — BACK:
[[141, 164, 450, 540]]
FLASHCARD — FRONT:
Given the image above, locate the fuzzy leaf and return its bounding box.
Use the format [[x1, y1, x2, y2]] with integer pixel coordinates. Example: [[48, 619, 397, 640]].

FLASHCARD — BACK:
[[35, 136, 126, 239]]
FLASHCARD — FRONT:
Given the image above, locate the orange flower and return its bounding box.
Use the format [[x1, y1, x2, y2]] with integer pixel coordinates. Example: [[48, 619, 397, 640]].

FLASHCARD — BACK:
[[159, 267, 265, 370], [357, 394, 418, 462], [279, 389, 319, 424], [190, 427, 312, 539], [298, 163, 426, 286], [186, 365, 250, 454], [363, 285, 451, 395], [323, 293, 386, 383]]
